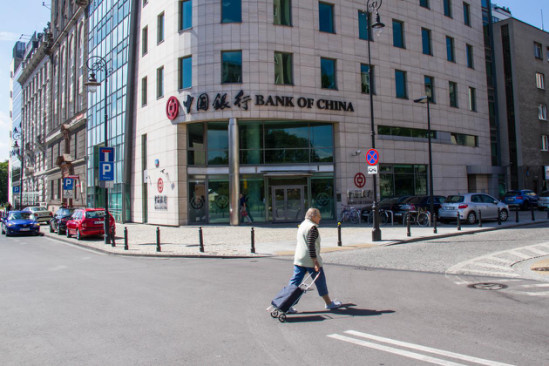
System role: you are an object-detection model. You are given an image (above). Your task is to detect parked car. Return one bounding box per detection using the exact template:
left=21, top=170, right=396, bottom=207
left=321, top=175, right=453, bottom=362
left=501, top=190, right=539, bottom=210
left=393, top=195, right=446, bottom=223
left=1, top=211, right=41, bottom=236
left=360, top=196, right=411, bottom=222
left=66, top=208, right=115, bottom=240
left=538, top=191, right=549, bottom=210
left=22, top=206, right=53, bottom=225
left=439, top=193, right=509, bottom=224
left=49, top=207, right=75, bottom=234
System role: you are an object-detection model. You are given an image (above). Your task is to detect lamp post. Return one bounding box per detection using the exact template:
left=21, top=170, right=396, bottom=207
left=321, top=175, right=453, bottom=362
left=366, top=0, right=385, bottom=241
left=414, top=95, right=434, bottom=223
left=86, top=56, right=111, bottom=244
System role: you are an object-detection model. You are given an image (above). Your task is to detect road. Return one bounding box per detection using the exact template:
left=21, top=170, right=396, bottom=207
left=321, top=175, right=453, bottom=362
left=0, top=224, right=547, bottom=365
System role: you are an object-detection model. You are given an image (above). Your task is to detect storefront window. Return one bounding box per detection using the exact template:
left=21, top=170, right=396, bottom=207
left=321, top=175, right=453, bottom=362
left=207, top=122, right=229, bottom=165
left=187, top=123, right=205, bottom=165
left=188, top=179, right=207, bottom=223
left=380, top=164, right=427, bottom=198
left=208, top=177, right=230, bottom=223
left=311, top=176, right=334, bottom=220
left=240, top=176, right=265, bottom=223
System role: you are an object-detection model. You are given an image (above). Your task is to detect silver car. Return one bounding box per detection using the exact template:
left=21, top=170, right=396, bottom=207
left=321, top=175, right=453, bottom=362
left=539, top=191, right=549, bottom=210
left=438, top=193, right=509, bottom=224
left=23, top=206, right=53, bottom=225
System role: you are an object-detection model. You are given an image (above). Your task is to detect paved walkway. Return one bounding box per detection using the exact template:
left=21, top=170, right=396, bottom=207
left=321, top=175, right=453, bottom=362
left=42, top=211, right=549, bottom=261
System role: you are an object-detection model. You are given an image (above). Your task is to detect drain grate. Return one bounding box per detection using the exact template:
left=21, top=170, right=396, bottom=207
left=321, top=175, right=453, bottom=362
left=467, top=283, right=508, bottom=290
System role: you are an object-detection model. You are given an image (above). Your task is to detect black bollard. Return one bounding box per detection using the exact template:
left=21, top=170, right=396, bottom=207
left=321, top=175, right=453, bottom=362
left=478, top=210, right=482, bottom=227
left=337, top=222, right=342, bottom=246
left=406, top=212, right=411, bottom=237
left=531, top=206, right=535, bottom=221
left=250, top=227, right=255, bottom=254
left=433, top=213, right=437, bottom=234
left=457, top=211, right=461, bottom=231
left=497, top=208, right=501, bottom=226
left=156, top=227, right=161, bottom=252
left=124, top=227, right=128, bottom=250
left=199, top=227, right=204, bottom=253
left=515, top=208, right=519, bottom=223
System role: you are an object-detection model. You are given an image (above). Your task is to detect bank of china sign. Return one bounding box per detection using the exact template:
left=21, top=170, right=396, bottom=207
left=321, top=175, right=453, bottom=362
left=166, top=90, right=355, bottom=120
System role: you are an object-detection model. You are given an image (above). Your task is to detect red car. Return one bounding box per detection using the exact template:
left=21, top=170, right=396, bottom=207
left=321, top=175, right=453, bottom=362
left=66, top=208, right=115, bottom=240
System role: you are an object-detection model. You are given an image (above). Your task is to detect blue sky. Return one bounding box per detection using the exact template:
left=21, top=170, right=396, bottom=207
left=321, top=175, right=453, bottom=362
left=0, top=0, right=548, bottom=162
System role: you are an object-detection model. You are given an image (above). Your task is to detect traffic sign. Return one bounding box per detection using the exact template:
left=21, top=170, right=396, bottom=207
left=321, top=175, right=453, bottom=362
left=13, top=186, right=20, bottom=194
left=63, top=178, right=74, bottom=190
left=367, top=165, right=378, bottom=175
left=366, top=149, right=379, bottom=166
left=99, top=147, right=114, bottom=162
left=64, top=190, right=74, bottom=199
left=99, top=162, right=114, bottom=181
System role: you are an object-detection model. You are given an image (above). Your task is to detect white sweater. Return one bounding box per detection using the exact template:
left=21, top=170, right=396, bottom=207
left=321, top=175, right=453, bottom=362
left=294, top=219, right=322, bottom=268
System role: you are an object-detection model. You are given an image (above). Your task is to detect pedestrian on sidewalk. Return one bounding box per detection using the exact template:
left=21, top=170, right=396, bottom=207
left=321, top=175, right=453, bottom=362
left=287, top=207, right=341, bottom=313
left=239, top=193, right=254, bottom=224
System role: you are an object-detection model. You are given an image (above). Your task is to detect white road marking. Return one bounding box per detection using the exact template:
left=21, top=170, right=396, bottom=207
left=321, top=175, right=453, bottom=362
left=520, top=283, right=549, bottom=288
left=329, top=330, right=515, bottom=366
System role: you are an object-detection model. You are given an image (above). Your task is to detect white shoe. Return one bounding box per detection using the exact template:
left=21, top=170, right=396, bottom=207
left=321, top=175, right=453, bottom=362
left=325, top=300, right=342, bottom=310
left=287, top=306, right=298, bottom=314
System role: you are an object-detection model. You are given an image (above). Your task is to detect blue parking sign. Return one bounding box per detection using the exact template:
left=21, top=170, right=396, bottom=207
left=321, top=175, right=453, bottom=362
left=13, top=186, right=20, bottom=194
left=99, top=162, right=114, bottom=181
left=63, top=178, right=74, bottom=190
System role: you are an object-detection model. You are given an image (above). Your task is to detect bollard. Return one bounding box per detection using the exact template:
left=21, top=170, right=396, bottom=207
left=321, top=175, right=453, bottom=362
left=457, top=211, right=461, bottom=231
left=337, top=222, right=342, bottom=246
left=433, top=213, right=437, bottom=234
left=406, top=212, right=411, bottom=237
left=199, top=227, right=204, bottom=253
left=531, top=206, right=535, bottom=221
left=156, top=227, right=161, bottom=252
left=515, top=208, right=519, bottom=223
left=111, top=229, right=116, bottom=247
left=124, top=227, right=128, bottom=250
left=478, top=210, right=482, bottom=228
left=250, top=227, right=255, bottom=254
left=497, top=208, right=501, bottom=226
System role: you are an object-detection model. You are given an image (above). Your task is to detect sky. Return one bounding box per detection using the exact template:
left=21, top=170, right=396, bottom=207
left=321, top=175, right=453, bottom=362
left=0, top=0, right=548, bottom=163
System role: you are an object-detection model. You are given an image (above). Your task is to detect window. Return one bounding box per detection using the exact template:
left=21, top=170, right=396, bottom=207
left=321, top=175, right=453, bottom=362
left=361, top=64, right=374, bottom=94
left=222, top=51, right=242, bottom=83
left=422, top=28, right=432, bottom=55
left=274, top=52, right=293, bottom=85
left=222, top=0, right=242, bottom=23
left=444, top=0, right=452, bottom=17
left=466, top=44, right=474, bottom=68
left=156, top=66, right=164, bottom=98
left=358, top=11, right=370, bottom=40
left=179, top=0, right=192, bottom=31
left=534, top=42, right=543, bottom=59
left=542, top=135, right=548, bottom=151
left=141, top=77, right=147, bottom=106
left=536, top=72, right=545, bottom=89
left=449, top=81, right=458, bottom=107
left=463, top=2, right=470, bottom=26
left=451, top=133, right=478, bottom=147
left=274, top=0, right=292, bottom=26
left=395, top=70, right=407, bottom=99
left=468, top=87, right=476, bottom=111
left=179, top=56, right=192, bottom=89
left=142, top=26, right=148, bottom=56
left=378, top=126, right=435, bottom=139
left=157, top=13, right=165, bottom=44
left=424, top=75, right=435, bottom=102
left=393, top=20, right=405, bottom=48
left=420, top=0, right=429, bottom=9
left=319, top=2, right=335, bottom=33
left=321, top=57, right=336, bottom=89
left=446, top=36, right=455, bottom=62
left=539, top=104, right=547, bottom=120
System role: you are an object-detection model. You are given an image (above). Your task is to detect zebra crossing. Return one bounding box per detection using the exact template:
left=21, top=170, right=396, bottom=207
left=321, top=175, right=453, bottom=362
left=445, top=242, right=549, bottom=298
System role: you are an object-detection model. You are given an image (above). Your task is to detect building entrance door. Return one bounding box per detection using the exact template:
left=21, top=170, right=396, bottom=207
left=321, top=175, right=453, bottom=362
left=271, top=186, right=304, bottom=222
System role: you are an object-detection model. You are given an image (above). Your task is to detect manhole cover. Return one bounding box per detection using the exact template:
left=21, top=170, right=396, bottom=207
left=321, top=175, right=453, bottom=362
left=467, top=283, right=508, bottom=290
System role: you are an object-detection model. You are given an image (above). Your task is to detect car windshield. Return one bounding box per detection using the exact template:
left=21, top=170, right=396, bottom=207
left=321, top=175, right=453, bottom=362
left=504, top=191, right=519, bottom=197
left=9, top=212, right=32, bottom=220
left=446, top=195, right=465, bottom=203
left=57, top=208, right=73, bottom=216
left=525, top=191, right=536, bottom=196
left=85, top=211, right=106, bottom=219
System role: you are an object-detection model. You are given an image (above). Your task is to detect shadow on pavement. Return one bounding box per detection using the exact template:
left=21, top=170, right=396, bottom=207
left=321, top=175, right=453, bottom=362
left=283, top=304, right=395, bottom=323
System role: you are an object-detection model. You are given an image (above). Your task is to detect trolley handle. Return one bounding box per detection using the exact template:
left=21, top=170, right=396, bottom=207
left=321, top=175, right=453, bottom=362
left=300, top=271, right=321, bottom=291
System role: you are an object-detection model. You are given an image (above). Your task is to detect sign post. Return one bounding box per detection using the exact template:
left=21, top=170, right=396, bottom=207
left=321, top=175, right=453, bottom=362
left=99, top=147, right=114, bottom=244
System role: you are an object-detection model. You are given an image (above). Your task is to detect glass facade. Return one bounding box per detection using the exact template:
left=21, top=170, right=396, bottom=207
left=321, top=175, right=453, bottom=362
left=87, top=0, right=134, bottom=222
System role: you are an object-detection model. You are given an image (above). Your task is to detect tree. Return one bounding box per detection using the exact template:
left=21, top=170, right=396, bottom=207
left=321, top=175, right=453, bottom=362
left=0, top=160, right=8, bottom=205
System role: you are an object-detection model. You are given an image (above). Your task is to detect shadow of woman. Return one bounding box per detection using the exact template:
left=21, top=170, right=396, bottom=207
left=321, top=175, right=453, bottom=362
left=283, top=304, right=395, bottom=323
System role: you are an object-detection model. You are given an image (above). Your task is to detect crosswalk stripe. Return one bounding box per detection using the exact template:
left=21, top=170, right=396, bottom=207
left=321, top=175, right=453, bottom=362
left=525, top=247, right=548, bottom=255
left=520, top=283, right=549, bottom=288
left=468, top=263, right=514, bottom=271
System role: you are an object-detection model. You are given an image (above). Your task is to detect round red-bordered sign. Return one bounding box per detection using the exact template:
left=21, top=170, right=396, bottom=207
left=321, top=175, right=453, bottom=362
left=157, top=178, right=164, bottom=193
left=354, top=172, right=366, bottom=188
left=366, top=148, right=379, bottom=166
left=166, top=96, right=180, bottom=120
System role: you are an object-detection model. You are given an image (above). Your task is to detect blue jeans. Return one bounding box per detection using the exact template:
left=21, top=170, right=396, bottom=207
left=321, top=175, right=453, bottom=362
left=289, top=265, right=328, bottom=297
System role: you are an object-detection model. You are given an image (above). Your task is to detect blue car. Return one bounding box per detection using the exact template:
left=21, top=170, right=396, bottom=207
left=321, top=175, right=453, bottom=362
left=502, top=190, right=539, bottom=210
left=1, top=211, right=41, bottom=236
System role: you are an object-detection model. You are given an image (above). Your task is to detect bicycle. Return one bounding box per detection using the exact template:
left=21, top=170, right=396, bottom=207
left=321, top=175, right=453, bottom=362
left=403, top=207, right=431, bottom=227
left=363, top=209, right=391, bottom=225
left=338, top=206, right=361, bottom=224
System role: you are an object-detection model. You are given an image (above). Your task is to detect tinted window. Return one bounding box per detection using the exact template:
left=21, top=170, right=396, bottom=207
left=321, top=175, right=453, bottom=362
left=446, top=195, right=464, bottom=203
left=319, top=2, right=335, bottom=33
left=222, top=0, right=242, bottom=23
left=321, top=58, right=336, bottom=89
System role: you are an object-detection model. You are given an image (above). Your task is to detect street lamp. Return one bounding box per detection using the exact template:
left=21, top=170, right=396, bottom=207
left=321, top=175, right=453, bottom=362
left=414, top=95, right=434, bottom=227
left=366, top=0, right=385, bottom=241
left=86, top=56, right=112, bottom=244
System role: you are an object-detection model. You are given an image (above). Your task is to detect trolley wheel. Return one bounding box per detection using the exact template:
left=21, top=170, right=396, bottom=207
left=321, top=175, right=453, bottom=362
left=278, top=314, right=287, bottom=323
left=270, top=310, right=279, bottom=318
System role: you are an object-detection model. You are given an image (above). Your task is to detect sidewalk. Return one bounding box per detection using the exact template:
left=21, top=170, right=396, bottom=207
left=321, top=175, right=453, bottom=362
left=42, top=210, right=549, bottom=259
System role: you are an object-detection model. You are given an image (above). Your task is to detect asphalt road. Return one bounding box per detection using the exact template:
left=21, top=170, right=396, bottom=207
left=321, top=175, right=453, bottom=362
left=0, top=226, right=547, bottom=365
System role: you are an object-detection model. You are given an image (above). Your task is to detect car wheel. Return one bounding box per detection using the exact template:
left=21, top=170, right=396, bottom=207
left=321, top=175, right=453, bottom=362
left=76, top=230, right=82, bottom=240
left=499, top=209, right=508, bottom=222
left=466, top=211, right=476, bottom=225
